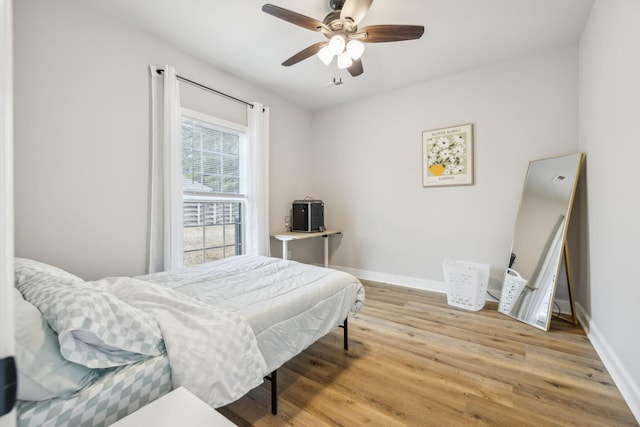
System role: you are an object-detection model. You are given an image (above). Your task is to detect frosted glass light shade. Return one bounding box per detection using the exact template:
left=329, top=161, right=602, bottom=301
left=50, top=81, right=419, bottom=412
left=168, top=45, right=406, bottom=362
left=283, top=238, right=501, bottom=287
left=317, top=46, right=334, bottom=65
left=346, top=40, right=365, bottom=60
left=328, top=35, right=346, bottom=55
left=337, top=51, right=353, bottom=69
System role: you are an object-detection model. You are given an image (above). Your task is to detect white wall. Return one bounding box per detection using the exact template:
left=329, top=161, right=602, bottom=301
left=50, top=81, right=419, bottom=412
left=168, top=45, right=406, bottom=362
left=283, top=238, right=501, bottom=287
left=312, top=46, right=579, bottom=291
left=578, top=0, right=640, bottom=420
left=13, top=0, right=314, bottom=279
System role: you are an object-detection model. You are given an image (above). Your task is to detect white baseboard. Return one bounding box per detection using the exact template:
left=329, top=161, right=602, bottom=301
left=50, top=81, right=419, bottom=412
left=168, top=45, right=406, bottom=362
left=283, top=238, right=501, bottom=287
left=328, top=264, right=447, bottom=294
left=575, top=303, right=640, bottom=424
left=553, top=298, right=573, bottom=315
left=329, top=265, right=506, bottom=303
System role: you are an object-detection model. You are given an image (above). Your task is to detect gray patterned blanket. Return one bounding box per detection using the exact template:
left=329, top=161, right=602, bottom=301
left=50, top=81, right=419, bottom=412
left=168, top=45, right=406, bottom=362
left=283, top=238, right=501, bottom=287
left=101, top=277, right=267, bottom=408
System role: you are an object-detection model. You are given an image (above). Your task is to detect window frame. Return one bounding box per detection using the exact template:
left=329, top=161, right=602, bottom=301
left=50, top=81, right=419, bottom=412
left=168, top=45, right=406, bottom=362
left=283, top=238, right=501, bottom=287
left=181, top=107, right=248, bottom=265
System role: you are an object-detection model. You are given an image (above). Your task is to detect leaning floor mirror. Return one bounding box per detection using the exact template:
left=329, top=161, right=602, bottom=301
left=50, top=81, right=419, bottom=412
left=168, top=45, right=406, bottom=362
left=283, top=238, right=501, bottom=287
left=498, top=153, right=584, bottom=331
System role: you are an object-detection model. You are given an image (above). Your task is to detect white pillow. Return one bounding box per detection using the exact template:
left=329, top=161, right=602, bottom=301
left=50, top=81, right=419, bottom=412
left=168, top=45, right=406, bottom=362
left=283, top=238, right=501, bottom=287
left=14, top=289, right=98, bottom=401
left=15, top=258, right=166, bottom=368
left=14, top=257, right=84, bottom=287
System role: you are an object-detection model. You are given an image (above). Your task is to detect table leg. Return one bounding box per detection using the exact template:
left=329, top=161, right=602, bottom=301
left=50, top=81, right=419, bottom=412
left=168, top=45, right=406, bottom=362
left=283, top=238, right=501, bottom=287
left=282, top=240, right=289, bottom=260
left=323, top=235, right=329, bottom=268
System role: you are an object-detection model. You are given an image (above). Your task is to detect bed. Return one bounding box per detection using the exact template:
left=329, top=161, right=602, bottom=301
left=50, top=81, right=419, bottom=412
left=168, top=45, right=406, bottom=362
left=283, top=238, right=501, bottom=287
left=13, top=255, right=365, bottom=426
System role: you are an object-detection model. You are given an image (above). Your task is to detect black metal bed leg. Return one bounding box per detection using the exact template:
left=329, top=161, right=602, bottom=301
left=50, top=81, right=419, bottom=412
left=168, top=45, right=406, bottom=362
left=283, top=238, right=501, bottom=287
left=266, top=318, right=348, bottom=415
left=267, top=370, right=277, bottom=415
left=339, top=317, right=348, bottom=351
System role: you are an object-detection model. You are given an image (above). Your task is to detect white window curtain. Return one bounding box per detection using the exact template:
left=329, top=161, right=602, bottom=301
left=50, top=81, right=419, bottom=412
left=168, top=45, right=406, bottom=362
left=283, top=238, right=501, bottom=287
left=245, top=103, right=270, bottom=256
left=148, top=65, right=183, bottom=273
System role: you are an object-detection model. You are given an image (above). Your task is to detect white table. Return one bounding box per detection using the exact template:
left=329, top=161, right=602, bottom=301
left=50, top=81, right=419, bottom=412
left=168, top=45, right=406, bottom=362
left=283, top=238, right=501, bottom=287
left=111, top=386, right=236, bottom=427
left=271, top=229, right=341, bottom=267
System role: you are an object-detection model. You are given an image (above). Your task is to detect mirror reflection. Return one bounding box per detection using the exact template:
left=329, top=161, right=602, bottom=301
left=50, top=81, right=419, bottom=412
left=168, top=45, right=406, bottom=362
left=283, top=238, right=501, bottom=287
left=499, top=153, right=583, bottom=331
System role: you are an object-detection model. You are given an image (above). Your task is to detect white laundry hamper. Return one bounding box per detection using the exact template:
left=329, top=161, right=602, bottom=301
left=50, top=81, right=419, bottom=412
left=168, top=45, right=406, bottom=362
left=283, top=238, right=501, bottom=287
left=498, top=268, right=528, bottom=314
left=442, top=259, right=490, bottom=311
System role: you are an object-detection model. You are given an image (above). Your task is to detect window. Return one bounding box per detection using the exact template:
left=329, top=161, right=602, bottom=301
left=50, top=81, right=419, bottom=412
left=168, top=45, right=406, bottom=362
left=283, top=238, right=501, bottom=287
left=181, top=109, right=247, bottom=266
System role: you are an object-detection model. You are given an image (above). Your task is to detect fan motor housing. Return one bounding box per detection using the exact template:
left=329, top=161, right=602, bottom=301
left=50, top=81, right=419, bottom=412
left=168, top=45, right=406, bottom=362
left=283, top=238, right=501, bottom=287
left=323, top=11, right=344, bottom=29
left=329, top=0, right=346, bottom=11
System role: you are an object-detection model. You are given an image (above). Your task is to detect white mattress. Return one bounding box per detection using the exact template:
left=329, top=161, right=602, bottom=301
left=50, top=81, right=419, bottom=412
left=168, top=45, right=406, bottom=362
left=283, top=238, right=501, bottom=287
left=137, top=255, right=365, bottom=373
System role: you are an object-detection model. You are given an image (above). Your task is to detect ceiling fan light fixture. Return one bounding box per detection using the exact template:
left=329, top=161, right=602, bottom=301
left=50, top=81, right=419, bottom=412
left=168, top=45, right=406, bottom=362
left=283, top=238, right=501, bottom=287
left=317, top=45, right=334, bottom=65
left=337, top=51, right=353, bottom=69
left=346, top=39, right=365, bottom=60
left=261, top=2, right=426, bottom=78
left=328, top=34, right=346, bottom=55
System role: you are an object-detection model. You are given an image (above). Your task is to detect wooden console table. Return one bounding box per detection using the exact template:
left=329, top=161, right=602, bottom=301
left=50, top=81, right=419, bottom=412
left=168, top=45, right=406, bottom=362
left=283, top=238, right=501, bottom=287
left=271, top=230, right=341, bottom=268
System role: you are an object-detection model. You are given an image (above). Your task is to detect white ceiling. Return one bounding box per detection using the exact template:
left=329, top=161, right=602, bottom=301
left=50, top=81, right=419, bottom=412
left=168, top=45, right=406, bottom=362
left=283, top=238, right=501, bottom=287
left=81, top=0, right=595, bottom=111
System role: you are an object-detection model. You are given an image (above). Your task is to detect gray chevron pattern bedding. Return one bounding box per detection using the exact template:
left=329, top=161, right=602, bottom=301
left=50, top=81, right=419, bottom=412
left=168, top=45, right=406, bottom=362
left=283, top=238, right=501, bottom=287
left=16, top=355, right=171, bottom=427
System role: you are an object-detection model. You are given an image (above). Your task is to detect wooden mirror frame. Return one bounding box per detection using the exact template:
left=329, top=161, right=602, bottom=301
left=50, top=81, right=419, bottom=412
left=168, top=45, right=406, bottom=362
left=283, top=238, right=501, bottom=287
left=498, top=153, right=584, bottom=331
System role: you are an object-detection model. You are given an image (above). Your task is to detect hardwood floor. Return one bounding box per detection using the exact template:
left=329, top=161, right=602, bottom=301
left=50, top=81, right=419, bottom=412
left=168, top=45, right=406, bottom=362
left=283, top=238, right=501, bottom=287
left=219, top=280, right=637, bottom=426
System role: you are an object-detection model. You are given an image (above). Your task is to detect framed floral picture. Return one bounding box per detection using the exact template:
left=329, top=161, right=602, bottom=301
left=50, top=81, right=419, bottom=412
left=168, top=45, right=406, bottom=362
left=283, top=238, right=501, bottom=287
left=422, top=124, right=474, bottom=187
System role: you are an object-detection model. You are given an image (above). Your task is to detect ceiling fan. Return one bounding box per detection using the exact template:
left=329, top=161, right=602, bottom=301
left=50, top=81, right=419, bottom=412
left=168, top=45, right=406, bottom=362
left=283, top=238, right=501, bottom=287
left=261, top=0, right=425, bottom=77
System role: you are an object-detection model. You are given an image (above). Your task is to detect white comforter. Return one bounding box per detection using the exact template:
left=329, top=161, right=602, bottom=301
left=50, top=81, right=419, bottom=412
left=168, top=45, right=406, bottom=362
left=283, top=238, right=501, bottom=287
left=102, top=277, right=266, bottom=408
left=139, top=255, right=366, bottom=373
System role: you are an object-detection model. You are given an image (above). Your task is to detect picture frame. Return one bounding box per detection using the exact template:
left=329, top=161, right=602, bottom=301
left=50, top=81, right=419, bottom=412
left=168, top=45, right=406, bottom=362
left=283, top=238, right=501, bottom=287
left=422, top=123, right=474, bottom=187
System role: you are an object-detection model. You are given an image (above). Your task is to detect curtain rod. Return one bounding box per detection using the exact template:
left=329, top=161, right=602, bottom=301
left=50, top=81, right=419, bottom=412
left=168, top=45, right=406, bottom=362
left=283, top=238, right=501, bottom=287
left=156, top=69, right=254, bottom=109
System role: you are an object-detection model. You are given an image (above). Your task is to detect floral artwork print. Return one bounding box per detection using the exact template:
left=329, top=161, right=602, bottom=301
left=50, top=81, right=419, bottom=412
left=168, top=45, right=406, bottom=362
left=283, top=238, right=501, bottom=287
left=425, top=133, right=468, bottom=176
left=422, top=124, right=473, bottom=187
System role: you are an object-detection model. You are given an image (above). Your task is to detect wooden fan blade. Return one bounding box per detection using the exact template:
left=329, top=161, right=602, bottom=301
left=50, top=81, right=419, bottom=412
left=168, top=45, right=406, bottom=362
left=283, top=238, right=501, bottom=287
left=262, top=4, right=324, bottom=32
left=347, top=58, right=364, bottom=77
left=357, top=25, right=425, bottom=42
left=340, top=0, right=373, bottom=25
left=282, top=42, right=328, bottom=66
